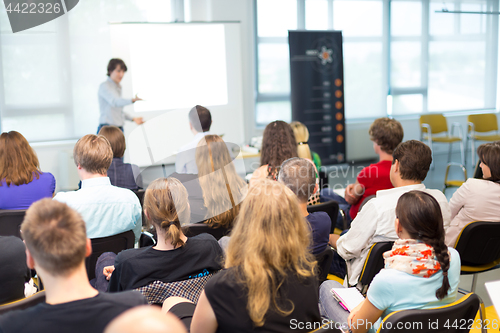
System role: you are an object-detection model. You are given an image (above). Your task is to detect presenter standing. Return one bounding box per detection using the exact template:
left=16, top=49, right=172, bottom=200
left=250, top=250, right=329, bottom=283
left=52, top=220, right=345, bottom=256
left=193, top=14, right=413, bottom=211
left=97, top=58, right=144, bottom=133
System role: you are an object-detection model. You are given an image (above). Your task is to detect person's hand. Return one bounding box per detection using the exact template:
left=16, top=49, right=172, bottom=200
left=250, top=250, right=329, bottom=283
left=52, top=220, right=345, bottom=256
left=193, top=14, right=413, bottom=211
left=347, top=300, right=364, bottom=329
left=344, top=184, right=357, bottom=205
left=103, top=265, right=115, bottom=280
left=132, top=94, right=143, bottom=103
left=133, top=117, right=145, bottom=125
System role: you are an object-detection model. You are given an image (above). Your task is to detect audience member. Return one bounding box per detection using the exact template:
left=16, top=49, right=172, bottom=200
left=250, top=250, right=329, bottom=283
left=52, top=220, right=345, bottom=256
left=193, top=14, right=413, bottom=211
left=54, top=134, right=142, bottom=242
left=446, top=141, right=500, bottom=246
left=175, top=105, right=213, bottom=174
left=0, top=131, right=55, bottom=210
left=251, top=120, right=298, bottom=183
left=196, top=135, right=247, bottom=229
left=319, top=191, right=460, bottom=333
left=290, top=121, right=321, bottom=205
left=166, top=179, right=322, bottom=332
left=278, top=157, right=330, bottom=255
left=97, top=177, right=223, bottom=292
left=329, top=140, right=451, bottom=285
left=104, top=306, right=187, bottom=333
left=0, top=236, right=30, bottom=304
left=321, top=118, right=403, bottom=228
left=0, top=199, right=146, bottom=333
left=98, top=125, right=143, bottom=190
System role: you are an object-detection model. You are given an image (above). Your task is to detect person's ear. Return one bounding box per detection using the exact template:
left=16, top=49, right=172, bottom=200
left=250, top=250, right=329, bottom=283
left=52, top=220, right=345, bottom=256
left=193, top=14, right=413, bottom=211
left=85, top=238, right=92, bottom=257
left=25, top=247, right=36, bottom=270
left=313, top=182, right=319, bottom=195
left=393, top=159, right=400, bottom=174
left=77, top=164, right=83, bottom=170
left=144, top=209, right=149, bottom=220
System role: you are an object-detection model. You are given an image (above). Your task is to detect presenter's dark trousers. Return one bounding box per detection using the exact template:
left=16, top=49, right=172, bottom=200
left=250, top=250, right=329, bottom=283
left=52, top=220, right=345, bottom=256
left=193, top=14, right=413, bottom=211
left=97, top=124, right=124, bottom=134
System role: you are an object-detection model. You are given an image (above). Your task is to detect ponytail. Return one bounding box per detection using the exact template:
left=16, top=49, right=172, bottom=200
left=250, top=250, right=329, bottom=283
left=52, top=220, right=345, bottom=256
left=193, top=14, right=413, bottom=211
left=421, top=236, right=450, bottom=300
left=160, top=220, right=184, bottom=248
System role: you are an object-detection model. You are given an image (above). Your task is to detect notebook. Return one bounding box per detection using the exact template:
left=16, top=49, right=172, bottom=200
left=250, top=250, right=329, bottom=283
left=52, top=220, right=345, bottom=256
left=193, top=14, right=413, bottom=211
left=331, top=287, right=365, bottom=312
left=485, top=280, right=500, bottom=314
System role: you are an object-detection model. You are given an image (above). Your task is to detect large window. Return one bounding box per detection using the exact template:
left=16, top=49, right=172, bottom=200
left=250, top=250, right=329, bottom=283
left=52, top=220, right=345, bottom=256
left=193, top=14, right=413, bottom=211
left=0, top=0, right=172, bottom=142
left=255, top=0, right=499, bottom=125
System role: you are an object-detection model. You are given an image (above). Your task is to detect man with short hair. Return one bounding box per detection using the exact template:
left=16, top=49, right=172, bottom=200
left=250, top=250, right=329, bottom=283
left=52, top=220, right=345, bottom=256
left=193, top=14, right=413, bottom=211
left=175, top=105, right=213, bottom=174
left=278, top=157, right=331, bottom=255
left=0, top=199, right=146, bottom=333
left=98, top=58, right=144, bottom=133
left=329, top=140, right=451, bottom=287
left=54, top=134, right=142, bottom=242
left=321, top=117, right=404, bottom=228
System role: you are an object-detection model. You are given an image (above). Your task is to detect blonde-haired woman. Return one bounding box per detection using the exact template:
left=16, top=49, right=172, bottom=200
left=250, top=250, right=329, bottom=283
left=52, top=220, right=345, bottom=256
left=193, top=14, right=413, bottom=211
left=0, top=131, right=55, bottom=209
left=290, top=121, right=321, bottom=205
left=166, top=179, right=321, bottom=332
left=196, top=135, right=247, bottom=229
left=96, top=177, right=223, bottom=292
left=290, top=121, right=322, bottom=171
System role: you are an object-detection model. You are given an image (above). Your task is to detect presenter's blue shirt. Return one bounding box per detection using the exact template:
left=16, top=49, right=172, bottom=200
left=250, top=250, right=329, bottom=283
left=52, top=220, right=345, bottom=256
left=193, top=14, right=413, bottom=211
left=0, top=172, right=55, bottom=210
left=53, top=177, right=142, bottom=242
left=98, top=77, right=133, bottom=127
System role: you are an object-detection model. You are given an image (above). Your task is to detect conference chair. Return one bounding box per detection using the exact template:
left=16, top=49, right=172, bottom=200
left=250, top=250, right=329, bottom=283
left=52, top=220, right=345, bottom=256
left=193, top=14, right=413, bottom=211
left=0, top=209, right=26, bottom=239
left=420, top=114, right=464, bottom=166
left=442, top=162, right=467, bottom=194
left=473, top=160, right=483, bottom=179
left=453, top=221, right=500, bottom=293
left=183, top=223, right=230, bottom=240
left=307, top=200, right=341, bottom=232
left=133, top=189, right=147, bottom=226
left=358, top=195, right=376, bottom=213
left=377, top=292, right=480, bottom=333
left=0, top=291, right=46, bottom=315
left=315, top=247, right=334, bottom=283
left=309, top=321, right=343, bottom=333
left=356, top=241, right=394, bottom=295
left=465, top=113, right=500, bottom=166
left=85, top=230, right=135, bottom=281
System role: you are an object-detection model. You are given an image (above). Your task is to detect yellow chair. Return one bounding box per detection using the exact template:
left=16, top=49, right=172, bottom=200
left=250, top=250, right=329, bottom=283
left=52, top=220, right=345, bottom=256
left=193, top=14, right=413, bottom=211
left=420, top=114, right=464, bottom=166
left=466, top=114, right=500, bottom=166
left=443, top=162, right=467, bottom=194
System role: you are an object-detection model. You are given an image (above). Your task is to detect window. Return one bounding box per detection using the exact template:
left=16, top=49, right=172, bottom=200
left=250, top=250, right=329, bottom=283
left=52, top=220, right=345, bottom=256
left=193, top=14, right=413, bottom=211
left=255, top=0, right=499, bottom=125
left=0, top=0, right=172, bottom=141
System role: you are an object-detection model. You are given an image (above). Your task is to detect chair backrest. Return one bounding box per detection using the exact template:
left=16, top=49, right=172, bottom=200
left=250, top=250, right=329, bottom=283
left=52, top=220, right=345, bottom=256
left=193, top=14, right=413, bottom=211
left=377, top=293, right=480, bottom=333
left=183, top=223, right=230, bottom=240
left=307, top=200, right=339, bottom=234
left=468, top=113, right=499, bottom=133
left=454, top=221, right=500, bottom=266
left=473, top=161, right=483, bottom=179
left=358, top=242, right=394, bottom=291
left=315, top=247, right=334, bottom=282
left=85, top=230, right=135, bottom=280
left=309, top=321, right=343, bottom=333
left=0, top=210, right=26, bottom=239
left=135, top=273, right=214, bottom=305
left=358, top=195, right=376, bottom=213
left=0, top=291, right=46, bottom=315
left=420, top=114, right=448, bottom=134
left=133, top=189, right=147, bottom=226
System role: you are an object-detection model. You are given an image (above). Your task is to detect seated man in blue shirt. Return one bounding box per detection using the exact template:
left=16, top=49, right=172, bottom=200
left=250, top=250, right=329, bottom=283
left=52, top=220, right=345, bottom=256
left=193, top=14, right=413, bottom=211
left=54, top=134, right=142, bottom=243
left=0, top=199, right=146, bottom=333
left=278, top=157, right=331, bottom=255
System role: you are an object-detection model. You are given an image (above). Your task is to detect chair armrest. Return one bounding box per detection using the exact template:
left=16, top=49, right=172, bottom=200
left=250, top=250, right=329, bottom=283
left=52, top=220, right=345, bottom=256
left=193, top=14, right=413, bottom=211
left=450, top=122, right=464, bottom=139
left=467, top=122, right=475, bottom=136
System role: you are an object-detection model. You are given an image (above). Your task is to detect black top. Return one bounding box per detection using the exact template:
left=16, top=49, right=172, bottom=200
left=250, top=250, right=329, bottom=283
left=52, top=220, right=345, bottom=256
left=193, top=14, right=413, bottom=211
left=107, top=158, right=143, bottom=191
left=108, top=233, right=224, bottom=292
left=168, top=172, right=208, bottom=224
left=0, top=291, right=146, bottom=333
left=0, top=236, right=30, bottom=304
left=306, top=212, right=331, bottom=255
left=205, top=267, right=321, bottom=333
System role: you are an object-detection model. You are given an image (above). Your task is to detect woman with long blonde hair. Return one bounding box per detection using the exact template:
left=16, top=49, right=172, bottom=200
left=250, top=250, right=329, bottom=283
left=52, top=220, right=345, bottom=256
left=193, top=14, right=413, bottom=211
left=0, top=131, right=55, bottom=209
left=167, top=179, right=322, bottom=332
left=196, top=135, right=247, bottom=229
left=97, top=177, right=223, bottom=292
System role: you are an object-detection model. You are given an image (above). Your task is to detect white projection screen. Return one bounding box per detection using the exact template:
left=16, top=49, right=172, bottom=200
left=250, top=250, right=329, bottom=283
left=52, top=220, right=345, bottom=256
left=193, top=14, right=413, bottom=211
left=109, top=22, right=245, bottom=167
